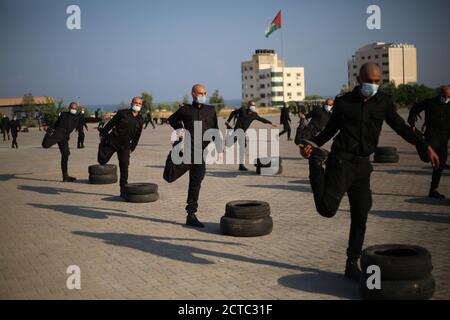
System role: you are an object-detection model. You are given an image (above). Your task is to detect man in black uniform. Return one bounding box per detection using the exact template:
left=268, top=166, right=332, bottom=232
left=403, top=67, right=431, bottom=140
left=299, top=63, right=439, bottom=281
left=77, top=108, right=88, bottom=149
left=225, top=101, right=277, bottom=171
left=300, top=99, right=334, bottom=135
left=408, top=85, right=450, bottom=199
left=9, top=115, right=21, bottom=149
left=1, top=114, right=10, bottom=141
left=98, top=97, right=144, bottom=197
left=168, top=84, right=223, bottom=228
left=53, top=102, right=80, bottom=182
left=144, top=109, right=156, bottom=129
left=279, top=102, right=292, bottom=141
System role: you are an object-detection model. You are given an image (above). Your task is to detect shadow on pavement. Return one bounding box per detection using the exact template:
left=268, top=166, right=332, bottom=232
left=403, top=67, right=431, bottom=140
left=370, top=210, right=450, bottom=224
left=0, top=173, right=57, bottom=182
left=28, top=203, right=225, bottom=236
left=278, top=273, right=360, bottom=300
left=72, top=231, right=326, bottom=273
left=19, top=185, right=114, bottom=197
left=405, top=197, right=450, bottom=207
left=207, top=170, right=255, bottom=178
left=246, top=184, right=312, bottom=193
left=373, top=168, right=449, bottom=177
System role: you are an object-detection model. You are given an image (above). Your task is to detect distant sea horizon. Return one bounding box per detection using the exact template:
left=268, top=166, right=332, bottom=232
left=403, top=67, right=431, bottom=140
left=86, top=99, right=243, bottom=113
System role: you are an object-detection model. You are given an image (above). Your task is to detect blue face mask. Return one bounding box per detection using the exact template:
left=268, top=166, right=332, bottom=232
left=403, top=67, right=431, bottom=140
left=361, top=83, right=379, bottom=98
left=70, top=109, right=78, bottom=115
left=196, top=96, right=207, bottom=104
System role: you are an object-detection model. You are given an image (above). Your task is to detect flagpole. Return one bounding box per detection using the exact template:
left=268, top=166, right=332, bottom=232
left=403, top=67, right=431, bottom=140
left=280, top=16, right=285, bottom=106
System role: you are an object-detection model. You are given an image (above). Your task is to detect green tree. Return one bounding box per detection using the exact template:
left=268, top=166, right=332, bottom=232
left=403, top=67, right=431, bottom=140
left=22, top=93, right=35, bottom=120
left=209, top=89, right=225, bottom=112
left=117, top=101, right=128, bottom=110
left=40, top=97, right=59, bottom=126
left=141, top=92, right=153, bottom=118
left=304, top=95, right=324, bottom=101
left=182, top=94, right=190, bottom=105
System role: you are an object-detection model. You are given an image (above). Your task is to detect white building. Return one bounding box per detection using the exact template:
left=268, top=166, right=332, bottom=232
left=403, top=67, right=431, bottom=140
left=347, top=42, right=417, bottom=89
left=241, top=50, right=305, bottom=107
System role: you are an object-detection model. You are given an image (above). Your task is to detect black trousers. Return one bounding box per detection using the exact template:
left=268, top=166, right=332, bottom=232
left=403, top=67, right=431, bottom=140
left=77, top=130, right=85, bottom=148
left=58, top=139, right=70, bottom=178
left=163, top=149, right=207, bottom=215
left=97, top=141, right=130, bottom=189
left=430, top=137, right=449, bottom=190
left=309, top=152, right=373, bottom=259
left=279, top=122, right=291, bottom=140
left=2, top=129, right=10, bottom=141
left=11, top=133, right=18, bottom=148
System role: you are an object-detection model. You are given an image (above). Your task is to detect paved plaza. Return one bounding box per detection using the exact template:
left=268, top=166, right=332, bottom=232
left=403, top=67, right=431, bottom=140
left=0, top=112, right=449, bottom=300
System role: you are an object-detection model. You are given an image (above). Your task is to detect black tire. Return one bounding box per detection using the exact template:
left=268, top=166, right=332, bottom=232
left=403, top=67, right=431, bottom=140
left=256, top=165, right=283, bottom=175
left=88, top=164, right=117, bottom=175
left=125, top=192, right=159, bottom=203
left=361, top=244, right=433, bottom=281
left=225, top=200, right=271, bottom=219
left=124, top=183, right=158, bottom=195
left=375, top=147, right=398, bottom=156
left=373, top=154, right=399, bottom=164
left=89, top=173, right=117, bottom=185
left=360, top=274, right=435, bottom=300
left=220, top=216, right=273, bottom=237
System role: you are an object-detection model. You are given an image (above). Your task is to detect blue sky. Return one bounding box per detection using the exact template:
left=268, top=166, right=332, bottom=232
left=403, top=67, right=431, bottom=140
left=0, top=0, right=449, bottom=105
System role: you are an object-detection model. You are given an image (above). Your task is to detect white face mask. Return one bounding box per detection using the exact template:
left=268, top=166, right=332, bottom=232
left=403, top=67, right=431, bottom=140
left=196, top=96, right=207, bottom=104
left=324, top=105, right=332, bottom=112
left=70, top=109, right=78, bottom=115
left=441, top=97, right=450, bottom=104
left=132, top=105, right=142, bottom=112
left=360, top=83, right=379, bottom=98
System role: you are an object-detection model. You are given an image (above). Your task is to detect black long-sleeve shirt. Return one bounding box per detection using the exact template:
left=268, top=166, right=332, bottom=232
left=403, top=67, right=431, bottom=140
left=77, top=115, right=88, bottom=132
left=305, top=107, right=332, bottom=132
left=169, top=101, right=222, bottom=151
left=408, top=96, right=450, bottom=134
left=54, top=112, right=80, bottom=138
left=280, top=107, right=291, bottom=124
left=101, top=109, right=144, bottom=151
left=312, top=87, right=429, bottom=156
left=227, top=107, right=272, bottom=132
left=9, top=120, right=21, bottom=135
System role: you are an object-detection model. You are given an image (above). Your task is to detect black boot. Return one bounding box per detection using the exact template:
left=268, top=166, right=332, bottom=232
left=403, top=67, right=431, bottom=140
left=63, top=176, right=77, bottom=182
left=429, top=189, right=445, bottom=199
left=345, top=257, right=362, bottom=282
left=186, top=214, right=205, bottom=228
left=239, top=164, right=249, bottom=172
left=120, top=186, right=127, bottom=199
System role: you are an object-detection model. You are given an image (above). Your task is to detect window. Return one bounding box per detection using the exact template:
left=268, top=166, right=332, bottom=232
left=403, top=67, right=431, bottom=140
left=296, top=73, right=301, bottom=77
left=375, top=55, right=379, bottom=59
left=250, top=85, right=254, bottom=89
left=245, top=76, right=247, bottom=80
left=287, top=83, right=292, bottom=87
left=260, top=94, right=266, bottom=98
left=353, top=65, right=357, bottom=69
left=287, top=73, right=291, bottom=77
left=271, top=72, right=283, bottom=77
left=382, top=54, right=388, bottom=58
left=383, top=71, right=389, bottom=75
left=260, top=84, right=265, bottom=89
left=287, top=92, right=292, bottom=97
left=271, top=92, right=284, bottom=97
left=368, top=56, right=371, bottom=59
left=297, top=92, right=302, bottom=96
left=249, top=67, right=253, bottom=71
left=296, top=83, right=301, bottom=87
left=361, top=56, right=365, bottom=60
left=382, top=62, right=389, bottom=66
left=244, top=67, right=247, bottom=71
left=250, top=76, right=253, bottom=79
left=260, top=103, right=266, bottom=107
left=271, top=82, right=283, bottom=87
left=251, top=94, right=254, bottom=97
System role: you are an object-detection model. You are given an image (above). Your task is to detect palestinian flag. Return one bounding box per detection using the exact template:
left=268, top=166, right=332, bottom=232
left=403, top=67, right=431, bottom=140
left=265, top=11, right=282, bottom=38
